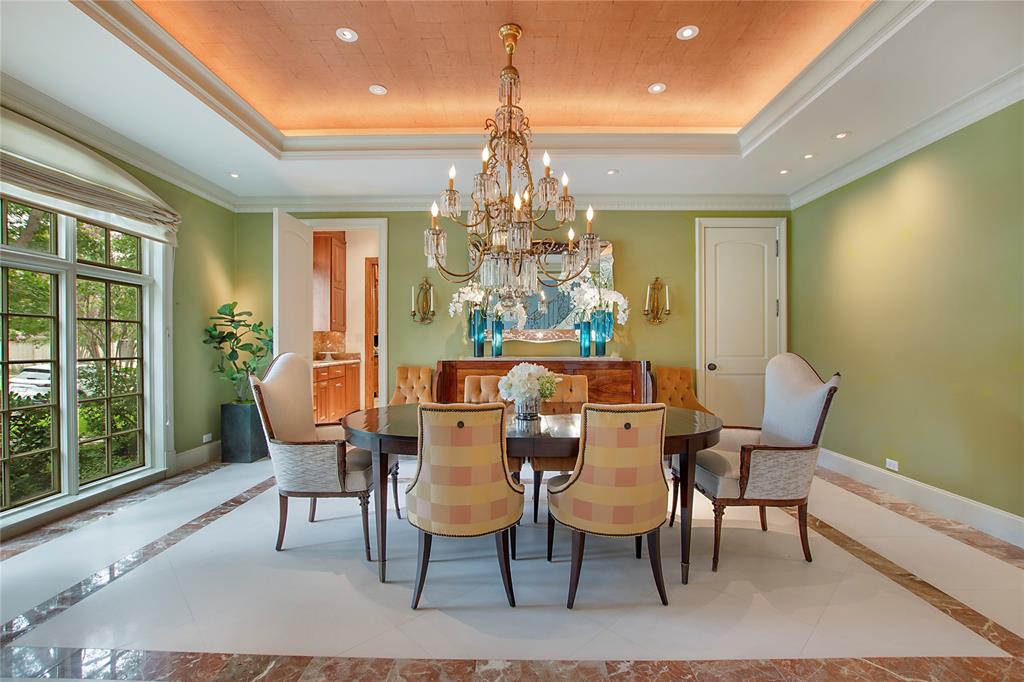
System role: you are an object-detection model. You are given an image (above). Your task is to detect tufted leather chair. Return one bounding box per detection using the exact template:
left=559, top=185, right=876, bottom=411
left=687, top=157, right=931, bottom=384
left=463, top=375, right=503, bottom=403
left=390, top=366, right=434, bottom=405
left=655, top=367, right=713, bottom=527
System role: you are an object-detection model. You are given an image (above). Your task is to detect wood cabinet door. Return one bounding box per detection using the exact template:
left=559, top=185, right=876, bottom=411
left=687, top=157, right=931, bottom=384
left=314, top=380, right=330, bottom=424
left=312, top=235, right=332, bottom=331
left=345, top=362, right=360, bottom=413
left=330, top=236, right=346, bottom=332
left=329, top=376, right=346, bottom=422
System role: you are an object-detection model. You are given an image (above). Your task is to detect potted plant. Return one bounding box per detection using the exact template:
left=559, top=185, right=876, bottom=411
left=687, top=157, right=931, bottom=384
left=498, top=363, right=560, bottom=421
left=203, top=302, right=274, bottom=463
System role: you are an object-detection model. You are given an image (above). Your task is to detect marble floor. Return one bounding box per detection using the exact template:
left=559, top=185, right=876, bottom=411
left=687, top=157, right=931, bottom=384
left=0, top=459, right=1021, bottom=680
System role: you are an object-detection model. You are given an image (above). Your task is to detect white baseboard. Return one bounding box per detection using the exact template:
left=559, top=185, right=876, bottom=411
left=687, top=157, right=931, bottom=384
left=818, top=448, right=1024, bottom=548
left=170, top=440, right=221, bottom=475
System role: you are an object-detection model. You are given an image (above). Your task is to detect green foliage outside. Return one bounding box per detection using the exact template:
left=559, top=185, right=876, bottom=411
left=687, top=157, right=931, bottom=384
left=203, top=302, right=273, bottom=403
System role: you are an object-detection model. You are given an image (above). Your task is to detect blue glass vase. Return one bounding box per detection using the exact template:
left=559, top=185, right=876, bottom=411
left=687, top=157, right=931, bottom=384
left=592, top=310, right=607, bottom=356
left=471, top=308, right=486, bottom=357
left=578, top=319, right=591, bottom=358
left=491, top=317, right=503, bottom=357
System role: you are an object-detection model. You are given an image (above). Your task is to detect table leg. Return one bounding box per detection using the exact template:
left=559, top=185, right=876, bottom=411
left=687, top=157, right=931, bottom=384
left=679, top=445, right=697, bottom=584
left=371, top=439, right=389, bottom=583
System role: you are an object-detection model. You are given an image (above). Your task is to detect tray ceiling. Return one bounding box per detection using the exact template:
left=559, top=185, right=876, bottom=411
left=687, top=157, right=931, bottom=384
left=132, top=0, right=870, bottom=135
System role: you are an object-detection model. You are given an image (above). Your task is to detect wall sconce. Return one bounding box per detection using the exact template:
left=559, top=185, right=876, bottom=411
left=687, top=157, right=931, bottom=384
left=410, top=277, right=435, bottom=324
left=643, top=277, right=671, bottom=325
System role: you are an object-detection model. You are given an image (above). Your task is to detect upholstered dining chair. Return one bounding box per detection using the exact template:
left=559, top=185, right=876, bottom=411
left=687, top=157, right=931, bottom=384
left=547, top=403, right=670, bottom=608
left=691, top=353, right=840, bottom=571
left=251, top=353, right=397, bottom=555
left=530, top=374, right=589, bottom=523
left=385, top=366, right=435, bottom=520
left=405, top=402, right=525, bottom=609
left=655, top=367, right=714, bottom=527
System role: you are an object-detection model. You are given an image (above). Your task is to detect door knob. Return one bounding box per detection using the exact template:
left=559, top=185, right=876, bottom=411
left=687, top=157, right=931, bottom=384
left=707, top=362, right=717, bottom=371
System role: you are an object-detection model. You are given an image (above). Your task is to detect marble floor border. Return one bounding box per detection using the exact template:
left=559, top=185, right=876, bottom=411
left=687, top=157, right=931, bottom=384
left=0, top=462, right=227, bottom=561
left=815, top=467, right=1024, bottom=569
left=0, top=646, right=1019, bottom=681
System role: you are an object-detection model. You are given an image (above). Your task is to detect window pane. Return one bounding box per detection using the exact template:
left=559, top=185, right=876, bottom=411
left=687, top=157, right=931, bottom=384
left=4, top=201, right=55, bottom=254
left=77, top=361, right=107, bottom=400
left=110, top=322, right=140, bottom=358
left=111, top=360, right=139, bottom=395
left=78, top=400, right=107, bottom=440
left=76, top=279, right=106, bottom=318
left=110, top=396, right=138, bottom=432
left=7, top=269, right=53, bottom=315
left=110, top=231, right=140, bottom=271
left=77, top=320, right=107, bottom=359
left=9, top=362, right=54, bottom=407
left=111, top=431, right=141, bottom=472
left=9, top=450, right=56, bottom=505
left=76, top=221, right=107, bottom=264
left=8, top=317, right=53, bottom=361
left=9, top=408, right=53, bottom=454
left=79, top=440, right=107, bottom=483
left=110, top=284, right=140, bottom=321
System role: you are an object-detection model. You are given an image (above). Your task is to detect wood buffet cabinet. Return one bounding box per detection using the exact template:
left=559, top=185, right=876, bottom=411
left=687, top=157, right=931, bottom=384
left=434, top=358, right=652, bottom=404
left=314, top=362, right=361, bottom=424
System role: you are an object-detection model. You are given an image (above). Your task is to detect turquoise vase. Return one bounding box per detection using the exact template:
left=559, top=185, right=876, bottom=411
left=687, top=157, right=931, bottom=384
left=471, top=308, right=486, bottom=357
left=592, top=310, right=607, bottom=356
left=491, top=317, right=503, bottom=357
left=578, top=319, right=591, bottom=358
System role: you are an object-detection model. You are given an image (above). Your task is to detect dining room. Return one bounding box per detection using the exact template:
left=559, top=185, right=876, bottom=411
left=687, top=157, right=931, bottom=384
left=0, top=1, right=1021, bottom=679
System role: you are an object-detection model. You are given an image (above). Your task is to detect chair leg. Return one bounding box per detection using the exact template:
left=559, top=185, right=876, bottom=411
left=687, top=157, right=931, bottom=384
left=798, top=503, right=812, bottom=562
left=759, top=505, right=768, bottom=531
left=308, top=498, right=317, bottom=522
left=411, top=531, right=432, bottom=609
left=510, top=523, right=517, bottom=560
left=712, top=502, right=725, bottom=572
left=546, top=510, right=555, bottom=562
left=495, top=529, right=516, bottom=607
left=533, top=470, right=543, bottom=524
left=669, top=471, right=680, bottom=527
left=567, top=530, right=586, bottom=609
left=391, top=464, right=402, bottom=519
left=359, top=493, right=371, bottom=562
left=635, top=536, right=642, bottom=559
left=512, top=472, right=521, bottom=525
left=647, top=529, right=668, bottom=605
left=275, top=494, right=288, bottom=551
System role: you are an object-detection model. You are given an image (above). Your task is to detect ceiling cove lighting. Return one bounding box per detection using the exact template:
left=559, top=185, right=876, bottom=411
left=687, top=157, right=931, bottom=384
left=335, top=27, right=358, bottom=43
left=424, top=23, right=599, bottom=312
left=647, top=82, right=667, bottom=94
left=676, top=25, right=699, bottom=40
left=368, top=84, right=388, bottom=96
left=834, top=131, right=850, bottom=139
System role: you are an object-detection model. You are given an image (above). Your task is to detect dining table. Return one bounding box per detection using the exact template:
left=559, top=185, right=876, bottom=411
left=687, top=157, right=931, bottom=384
left=343, top=403, right=723, bottom=585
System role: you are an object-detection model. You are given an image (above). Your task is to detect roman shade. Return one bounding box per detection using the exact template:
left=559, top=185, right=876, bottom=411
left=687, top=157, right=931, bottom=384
left=0, top=107, right=180, bottom=245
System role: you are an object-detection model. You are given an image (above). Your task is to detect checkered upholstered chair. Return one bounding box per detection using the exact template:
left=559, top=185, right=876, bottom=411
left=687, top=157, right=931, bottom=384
left=385, top=366, right=436, bottom=521
left=693, top=353, right=840, bottom=571
left=547, top=403, right=670, bottom=608
left=654, top=367, right=714, bottom=527
left=251, top=353, right=397, bottom=556
left=405, top=402, right=525, bottom=609
left=529, top=374, right=589, bottom=523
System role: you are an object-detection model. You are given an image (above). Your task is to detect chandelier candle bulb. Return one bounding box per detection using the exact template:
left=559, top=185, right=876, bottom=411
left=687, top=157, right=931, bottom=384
left=448, top=165, right=456, bottom=189
left=481, top=147, right=489, bottom=171
left=586, top=205, right=594, bottom=233
left=543, top=151, right=551, bottom=176
left=561, top=172, right=569, bottom=196
left=430, top=201, right=438, bottom=229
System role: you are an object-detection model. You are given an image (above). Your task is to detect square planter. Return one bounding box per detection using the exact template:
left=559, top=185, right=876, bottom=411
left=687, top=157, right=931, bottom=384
left=221, top=402, right=270, bottom=463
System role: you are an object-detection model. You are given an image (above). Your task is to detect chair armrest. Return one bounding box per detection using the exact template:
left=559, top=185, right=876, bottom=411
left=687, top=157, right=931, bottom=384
left=738, top=443, right=819, bottom=500
left=267, top=439, right=345, bottom=494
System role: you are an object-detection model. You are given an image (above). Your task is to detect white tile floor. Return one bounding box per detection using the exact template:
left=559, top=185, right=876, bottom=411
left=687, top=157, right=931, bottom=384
left=3, top=460, right=1018, bottom=661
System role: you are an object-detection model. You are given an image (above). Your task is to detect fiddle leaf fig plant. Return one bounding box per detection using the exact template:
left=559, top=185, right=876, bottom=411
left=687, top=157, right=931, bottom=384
left=203, top=302, right=273, bottom=403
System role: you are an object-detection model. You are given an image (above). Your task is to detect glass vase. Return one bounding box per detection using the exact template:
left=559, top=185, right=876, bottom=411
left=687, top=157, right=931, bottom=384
left=578, top=319, right=591, bottom=358
left=592, top=310, right=607, bottom=356
left=471, top=308, right=486, bottom=357
left=514, top=395, right=540, bottom=421
left=491, top=317, right=503, bottom=357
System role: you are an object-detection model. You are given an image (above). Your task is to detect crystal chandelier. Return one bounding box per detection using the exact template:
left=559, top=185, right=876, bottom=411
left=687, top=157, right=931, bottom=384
left=423, top=23, right=600, bottom=307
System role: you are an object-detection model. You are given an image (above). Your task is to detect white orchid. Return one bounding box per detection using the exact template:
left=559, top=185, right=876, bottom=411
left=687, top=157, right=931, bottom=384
left=498, top=363, right=560, bottom=402
left=448, top=282, right=485, bottom=317
left=568, top=276, right=630, bottom=325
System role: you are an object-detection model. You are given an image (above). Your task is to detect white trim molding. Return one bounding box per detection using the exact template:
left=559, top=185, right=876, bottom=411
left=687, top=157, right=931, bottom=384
left=819, top=448, right=1024, bottom=548
left=170, top=440, right=221, bottom=475
left=789, top=65, right=1024, bottom=209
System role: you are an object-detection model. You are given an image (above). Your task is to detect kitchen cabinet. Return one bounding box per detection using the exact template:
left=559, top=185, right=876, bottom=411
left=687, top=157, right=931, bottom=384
left=313, top=361, right=361, bottom=425
left=313, top=232, right=346, bottom=332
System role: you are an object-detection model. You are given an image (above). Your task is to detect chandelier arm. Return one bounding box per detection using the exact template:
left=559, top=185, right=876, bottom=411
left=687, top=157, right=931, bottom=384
left=537, top=258, right=590, bottom=287
left=434, top=256, right=485, bottom=284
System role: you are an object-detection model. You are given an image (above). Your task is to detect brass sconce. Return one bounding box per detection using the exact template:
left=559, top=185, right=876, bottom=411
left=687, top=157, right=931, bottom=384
left=410, top=277, right=435, bottom=324
left=643, top=277, right=671, bottom=325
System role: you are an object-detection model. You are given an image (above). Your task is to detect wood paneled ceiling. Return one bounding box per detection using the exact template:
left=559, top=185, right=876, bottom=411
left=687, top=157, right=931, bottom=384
left=133, top=1, right=870, bottom=135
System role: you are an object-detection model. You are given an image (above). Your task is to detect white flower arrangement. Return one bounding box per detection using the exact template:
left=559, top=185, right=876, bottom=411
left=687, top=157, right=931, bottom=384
left=568, top=276, right=630, bottom=325
left=498, top=362, right=560, bottom=402
left=448, top=282, right=485, bottom=317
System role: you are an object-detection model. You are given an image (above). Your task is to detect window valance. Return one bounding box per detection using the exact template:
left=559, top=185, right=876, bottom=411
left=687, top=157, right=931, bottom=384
left=0, top=107, right=180, bottom=245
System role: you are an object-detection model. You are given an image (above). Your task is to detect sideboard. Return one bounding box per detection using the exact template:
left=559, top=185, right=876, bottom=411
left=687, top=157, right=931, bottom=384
left=434, top=358, right=653, bottom=404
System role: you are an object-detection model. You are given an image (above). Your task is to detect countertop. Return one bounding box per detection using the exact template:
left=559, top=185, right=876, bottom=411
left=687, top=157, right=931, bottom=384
left=313, top=354, right=361, bottom=367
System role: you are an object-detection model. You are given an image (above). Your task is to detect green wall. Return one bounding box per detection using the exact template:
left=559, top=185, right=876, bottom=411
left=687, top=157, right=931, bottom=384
left=790, top=102, right=1024, bottom=515
left=232, top=210, right=789, bottom=399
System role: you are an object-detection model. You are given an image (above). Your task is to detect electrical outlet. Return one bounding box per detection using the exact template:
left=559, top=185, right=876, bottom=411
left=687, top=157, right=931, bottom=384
left=885, top=458, right=899, bottom=472
left=202, top=433, right=213, bottom=444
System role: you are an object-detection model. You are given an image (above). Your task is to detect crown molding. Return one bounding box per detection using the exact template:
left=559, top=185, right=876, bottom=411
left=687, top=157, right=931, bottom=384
left=738, top=0, right=931, bottom=157
left=788, top=66, right=1024, bottom=209
left=0, top=75, right=239, bottom=211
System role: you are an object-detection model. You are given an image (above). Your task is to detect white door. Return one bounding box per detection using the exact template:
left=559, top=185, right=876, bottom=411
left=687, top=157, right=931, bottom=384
left=272, top=208, right=313, bottom=362
left=698, top=218, right=786, bottom=427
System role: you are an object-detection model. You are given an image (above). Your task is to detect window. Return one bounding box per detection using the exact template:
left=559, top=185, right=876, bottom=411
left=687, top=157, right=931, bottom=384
left=77, top=220, right=141, bottom=272
left=2, top=198, right=56, bottom=255
left=1, top=267, right=60, bottom=510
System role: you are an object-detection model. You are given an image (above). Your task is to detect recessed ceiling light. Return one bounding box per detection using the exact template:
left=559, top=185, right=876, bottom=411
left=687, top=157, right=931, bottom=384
left=229, top=172, right=239, bottom=179
left=803, top=153, right=814, bottom=159
left=606, top=168, right=619, bottom=175
left=647, top=82, right=667, bottom=94
left=335, top=27, right=358, bottom=43
left=676, top=25, right=699, bottom=40
left=368, top=84, right=388, bottom=96
left=834, top=131, right=850, bottom=140
left=779, top=169, right=789, bottom=175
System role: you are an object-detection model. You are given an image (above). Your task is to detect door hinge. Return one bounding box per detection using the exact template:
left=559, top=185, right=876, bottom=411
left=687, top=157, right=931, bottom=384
left=775, top=239, right=779, bottom=257
left=776, top=299, right=780, bottom=317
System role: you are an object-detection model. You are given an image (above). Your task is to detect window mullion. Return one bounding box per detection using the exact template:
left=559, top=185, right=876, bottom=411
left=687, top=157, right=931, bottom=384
left=60, top=215, right=79, bottom=497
